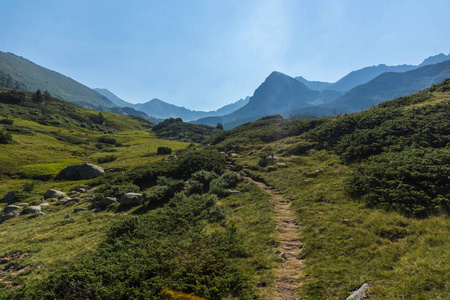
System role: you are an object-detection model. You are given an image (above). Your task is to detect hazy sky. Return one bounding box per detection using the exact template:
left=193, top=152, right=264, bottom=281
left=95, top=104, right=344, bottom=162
left=1, top=0, right=450, bottom=110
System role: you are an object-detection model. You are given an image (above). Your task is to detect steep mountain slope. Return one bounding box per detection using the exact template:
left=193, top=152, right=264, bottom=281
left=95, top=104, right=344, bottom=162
left=193, top=72, right=319, bottom=128
left=94, top=88, right=133, bottom=107
left=0, top=51, right=115, bottom=109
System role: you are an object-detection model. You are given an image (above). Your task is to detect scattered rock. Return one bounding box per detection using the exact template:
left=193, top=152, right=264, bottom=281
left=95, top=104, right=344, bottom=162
left=90, top=208, right=102, bottom=213
left=55, top=163, right=105, bottom=181
left=1, top=191, right=16, bottom=204
left=22, top=206, right=42, bottom=214
left=264, top=155, right=278, bottom=163
left=98, top=197, right=117, bottom=208
left=120, top=193, right=143, bottom=206
left=36, top=211, right=45, bottom=216
left=44, top=189, right=66, bottom=199
left=73, top=207, right=87, bottom=213
left=279, top=252, right=287, bottom=260
left=220, top=151, right=227, bottom=157
left=168, top=155, right=177, bottom=160
left=76, top=188, right=86, bottom=193
left=0, top=211, right=21, bottom=223
left=69, top=191, right=79, bottom=196
left=39, top=203, right=50, bottom=206
left=347, top=283, right=371, bottom=300
left=15, top=203, right=29, bottom=207
left=306, top=149, right=316, bottom=155
left=58, top=197, right=80, bottom=205
left=4, top=205, right=21, bottom=213
left=230, top=153, right=238, bottom=158
left=228, top=189, right=241, bottom=194
left=267, top=166, right=277, bottom=172
left=64, top=214, right=71, bottom=219
left=84, top=194, right=96, bottom=202
left=277, top=162, right=287, bottom=167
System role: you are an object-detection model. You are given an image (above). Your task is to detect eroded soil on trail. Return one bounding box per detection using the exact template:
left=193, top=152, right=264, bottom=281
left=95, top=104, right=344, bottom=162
left=243, top=176, right=303, bottom=300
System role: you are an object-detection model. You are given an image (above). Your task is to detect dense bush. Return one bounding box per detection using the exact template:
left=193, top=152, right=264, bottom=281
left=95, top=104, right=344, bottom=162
left=157, top=146, right=172, bottom=155
left=0, top=118, right=14, bottom=125
left=0, top=129, right=12, bottom=144
left=175, top=149, right=227, bottom=179
left=98, top=135, right=117, bottom=145
left=97, top=155, right=118, bottom=164
left=143, top=176, right=185, bottom=204
left=345, top=148, right=450, bottom=217
left=209, top=172, right=241, bottom=197
left=96, top=183, right=140, bottom=200
left=185, top=170, right=219, bottom=194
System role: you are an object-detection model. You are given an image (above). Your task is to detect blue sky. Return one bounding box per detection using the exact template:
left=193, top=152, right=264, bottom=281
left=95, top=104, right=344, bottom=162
left=1, top=0, right=450, bottom=110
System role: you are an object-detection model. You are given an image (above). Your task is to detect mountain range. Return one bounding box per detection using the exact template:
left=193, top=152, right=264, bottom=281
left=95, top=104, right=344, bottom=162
left=1, top=50, right=450, bottom=129
left=193, top=54, right=450, bottom=129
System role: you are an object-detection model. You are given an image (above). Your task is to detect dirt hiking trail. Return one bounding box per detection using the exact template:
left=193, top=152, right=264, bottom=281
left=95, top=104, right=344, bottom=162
left=243, top=175, right=303, bottom=300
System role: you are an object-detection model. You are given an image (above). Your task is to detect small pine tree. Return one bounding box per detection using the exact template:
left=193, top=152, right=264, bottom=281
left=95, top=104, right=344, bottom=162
left=44, top=90, right=51, bottom=101
left=32, top=89, right=44, bottom=103
left=216, top=122, right=224, bottom=130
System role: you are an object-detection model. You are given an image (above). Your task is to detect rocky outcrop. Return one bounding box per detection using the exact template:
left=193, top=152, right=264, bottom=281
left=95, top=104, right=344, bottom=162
left=120, top=193, right=142, bottom=206
left=44, top=189, right=66, bottom=199
left=97, top=197, right=117, bottom=208
left=347, top=283, right=371, bottom=300
left=4, top=205, right=21, bottom=213
left=55, top=163, right=104, bottom=181
left=22, top=206, right=42, bottom=214
left=0, top=211, right=21, bottom=223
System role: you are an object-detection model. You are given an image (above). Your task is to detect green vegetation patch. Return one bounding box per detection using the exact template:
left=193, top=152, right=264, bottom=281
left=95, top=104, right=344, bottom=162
left=20, top=160, right=82, bottom=180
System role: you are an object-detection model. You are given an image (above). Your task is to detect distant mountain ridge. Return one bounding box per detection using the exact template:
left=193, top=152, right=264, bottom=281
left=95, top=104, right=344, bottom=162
left=297, top=53, right=450, bottom=92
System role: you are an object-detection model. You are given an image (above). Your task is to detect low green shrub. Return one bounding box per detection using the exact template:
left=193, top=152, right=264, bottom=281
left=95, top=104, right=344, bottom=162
left=345, top=147, right=450, bottom=217
left=157, top=146, right=172, bottom=155
left=97, top=155, right=118, bottom=164
left=0, top=129, right=12, bottom=144
left=0, top=118, right=14, bottom=125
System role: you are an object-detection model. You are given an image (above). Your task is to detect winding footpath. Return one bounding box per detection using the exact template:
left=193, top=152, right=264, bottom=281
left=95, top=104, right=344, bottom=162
left=242, top=175, right=304, bottom=300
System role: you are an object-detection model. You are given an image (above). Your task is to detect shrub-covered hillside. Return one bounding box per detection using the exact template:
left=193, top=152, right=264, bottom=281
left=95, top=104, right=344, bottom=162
left=213, top=78, right=450, bottom=298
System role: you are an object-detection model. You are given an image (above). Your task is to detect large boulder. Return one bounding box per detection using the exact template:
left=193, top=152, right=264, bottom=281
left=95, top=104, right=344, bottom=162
left=97, top=197, right=117, bottom=208
left=22, top=206, right=42, bottom=214
left=1, top=191, right=16, bottom=204
left=4, top=205, right=21, bottom=213
left=0, top=211, right=21, bottom=223
left=120, top=193, right=142, bottom=206
left=55, top=163, right=104, bottom=181
left=44, top=189, right=66, bottom=199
